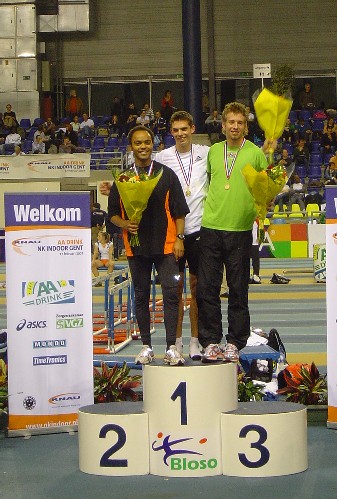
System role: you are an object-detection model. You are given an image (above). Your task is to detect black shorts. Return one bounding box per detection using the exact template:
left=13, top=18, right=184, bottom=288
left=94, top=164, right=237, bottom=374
left=178, top=231, right=200, bottom=275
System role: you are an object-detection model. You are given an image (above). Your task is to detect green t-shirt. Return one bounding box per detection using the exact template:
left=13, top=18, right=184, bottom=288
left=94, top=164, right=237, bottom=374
left=202, top=139, right=268, bottom=231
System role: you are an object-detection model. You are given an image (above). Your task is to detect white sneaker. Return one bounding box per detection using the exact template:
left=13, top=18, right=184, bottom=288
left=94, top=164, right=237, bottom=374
left=164, top=345, right=185, bottom=366
left=252, top=274, right=261, bottom=284
left=135, top=345, right=154, bottom=365
left=189, top=340, right=202, bottom=361
left=223, top=343, right=239, bottom=363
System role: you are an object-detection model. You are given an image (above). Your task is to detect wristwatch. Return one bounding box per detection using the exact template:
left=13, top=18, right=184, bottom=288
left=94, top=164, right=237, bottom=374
left=177, top=234, right=185, bottom=241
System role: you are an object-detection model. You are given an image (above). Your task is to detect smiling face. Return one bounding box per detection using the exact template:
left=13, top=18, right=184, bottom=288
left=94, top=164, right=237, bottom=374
left=170, top=119, right=195, bottom=152
left=222, top=112, right=247, bottom=146
left=130, top=129, right=153, bottom=167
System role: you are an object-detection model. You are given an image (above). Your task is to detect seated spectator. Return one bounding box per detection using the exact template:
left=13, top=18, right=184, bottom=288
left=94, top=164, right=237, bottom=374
left=136, top=109, right=150, bottom=127
left=288, top=174, right=306, bottom=211
left=79, top=112, right=95, bottom=138
left=70, top=115, right=81, bottom=132
left=299, top=82, right=316, bottom=109
left=108, top=114, right=120, bottom=136
left=5, top=127, right=21, bottom=152
left=282, top=118, right=296, bottom=142
left=274, top=183, right=290, bottom=211
left=293, top=138, right=310, bottom=176
left=320, top=126, right=336, bottom=163
left=143, top=103, right=154, bottom=123
left=324, top=155, right=337, bottom=185
left=279, top=148, right=293, bottom=169
left=12, top=145, right=25, bottom=156
left=43, top=117, right=55, bottom=136
left=3, top=104, right=18, bottom=130
left=294, top=118, right=312, bottom=142
left=32, top=135, right=46, bottom=154
left=323, top=117, right=337, bottom=135
left=205, top=109, right=222, bottom=144
left=59, top=136, right=77, bottom=154
left=64, top=123, right=78, bottom=146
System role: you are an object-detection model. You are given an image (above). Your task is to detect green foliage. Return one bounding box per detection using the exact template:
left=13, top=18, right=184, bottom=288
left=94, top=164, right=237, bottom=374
left=278, top=362, right=327, bottom=405
left=270, top=64, right=295, bottom=97
left=0, top=359, right=8, bottom=415
left=237, top=371, right=265, bottom=402
left=93, top=361, right=142, bottom=403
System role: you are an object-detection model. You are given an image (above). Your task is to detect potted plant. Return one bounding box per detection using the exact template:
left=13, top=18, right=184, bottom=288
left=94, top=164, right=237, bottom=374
left=93, top=361, right=142, bottom=403
left=277, top=362, right=328, bottom=424
left=237, top=369, right=265, bottom=402
left=270, top=64, right=295, bottom=97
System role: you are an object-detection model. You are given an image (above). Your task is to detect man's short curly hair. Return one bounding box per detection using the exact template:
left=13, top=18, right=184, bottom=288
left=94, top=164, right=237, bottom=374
left=222, top=102, right=248, bottom=122
left=170, top=110, right=194, bottom=127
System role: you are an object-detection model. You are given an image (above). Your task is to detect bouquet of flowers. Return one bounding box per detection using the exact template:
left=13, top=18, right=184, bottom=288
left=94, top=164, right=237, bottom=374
left=112, top=165, right=163, bottom=246
left=242, top=87, right=294, bottom=243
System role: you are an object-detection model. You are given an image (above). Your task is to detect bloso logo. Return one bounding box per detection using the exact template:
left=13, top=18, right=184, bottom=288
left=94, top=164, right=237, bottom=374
left=152, top=432, right=218, bottom=471
left=22, top=279, right=75, bottom=306
left=16, top=319, right=47, bottom=331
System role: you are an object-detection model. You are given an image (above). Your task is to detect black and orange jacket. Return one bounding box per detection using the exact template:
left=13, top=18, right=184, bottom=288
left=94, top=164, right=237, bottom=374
left=108, top=161, right=189, bottom=257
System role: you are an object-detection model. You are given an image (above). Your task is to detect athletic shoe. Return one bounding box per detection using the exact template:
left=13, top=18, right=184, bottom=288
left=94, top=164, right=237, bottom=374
left=135, top=345, right=154, bottom=365
left=94, top=281, right=102, bottom=287
left=223, top=343, right=239, bottom=363
left=164, top=345, right=185, bottom=366
left=220, top=289, right=229, bottom=298
left=270, top=273, right=291, bottom=284
left=251, top=274, right=261, bottom=284
left=189, top=340, right=202, bottom=361
left=202, top=343, right=225, bottom=363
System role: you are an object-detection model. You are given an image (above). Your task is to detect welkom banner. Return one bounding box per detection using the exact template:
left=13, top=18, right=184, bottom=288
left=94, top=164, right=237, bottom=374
left=5, top=192, right=93, bottom=435
left=326, top=185, right=337, bottom=428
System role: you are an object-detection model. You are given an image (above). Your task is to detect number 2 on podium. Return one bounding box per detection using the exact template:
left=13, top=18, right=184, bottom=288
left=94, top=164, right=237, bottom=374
left=171, top=381, right=187, bottom=425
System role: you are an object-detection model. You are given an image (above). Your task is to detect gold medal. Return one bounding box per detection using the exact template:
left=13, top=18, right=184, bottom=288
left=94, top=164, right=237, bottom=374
left=186, top=189, right=191, bottom=196
left=225, top=183, right=230, bottom=190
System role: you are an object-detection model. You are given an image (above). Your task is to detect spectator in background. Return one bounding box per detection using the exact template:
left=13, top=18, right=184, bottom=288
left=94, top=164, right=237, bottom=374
left=324, top=155, right=337, bottom=185
left=323, top=117, right=337, bottom=135
left=279, top=148, right=293, bottom=169
left=294, top=118, right=312, bottom=142
left=205, top=109, right=222, bottom=144
left=288, top=174, right=306, bottom=211
left=32, top=134, right=46, bottom=154
left=70, top=115, right=81, bottom=133
left=136, top=109, right=150, bottom=127
left=293, top=138, right=310, bottom=176
left=4, top=127, right=21, bottom=153
left=59, top=136, right=77, bottom=154
left=299, top=82, right=316, bottom=109
left=143, top=103, right=154, bottom=123
left=320, top=123, right=336, bottom=163
left=161, top=90, right=174, bottom=123
left=125, top=103, right=138, bottom=133
left=3, top=104, right=18, bottom=130
left=64, top=123, right=78, bottom=146
left=110, top=96, right=124, bottom=120
left=12, top=145, right=25, bottom=156
left=152, top=110, right=167, bottom=141
left=65, top=89, right=83, bottom=119
left=282, top=118, right=296, bottom=143
left=108, top=114, right=120, bottom=136
left=79, top=113, right=95, bottom=138
left=91, top=202, right=106, bottom=252
left=91, top=231, right=114, bottom=280
left=249, top=220, right=261, bottom=284
left=274, top=182, right=290, bottom=212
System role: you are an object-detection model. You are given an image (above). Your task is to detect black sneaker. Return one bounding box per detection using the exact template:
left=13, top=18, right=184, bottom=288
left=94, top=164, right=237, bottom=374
left=270, top=273, right=291, bottom=284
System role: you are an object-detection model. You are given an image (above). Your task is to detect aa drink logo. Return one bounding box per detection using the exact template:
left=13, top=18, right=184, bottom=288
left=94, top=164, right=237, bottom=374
left=12, top=234, right=84, bottom=256
left=22, top=279, right=75, bottom=306
left=152, top=432, right=218, bottom=471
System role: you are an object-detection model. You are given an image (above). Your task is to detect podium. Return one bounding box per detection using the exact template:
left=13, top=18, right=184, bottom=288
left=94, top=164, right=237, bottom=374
left=78, top=359, right=308, bottom=477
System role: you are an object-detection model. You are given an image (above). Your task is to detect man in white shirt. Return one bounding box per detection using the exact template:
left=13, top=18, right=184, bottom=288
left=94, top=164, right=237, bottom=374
left=79, top=113, right=95, bottom=138
left=136, top=109, right=150, bottom=127
left=156, top=110, right=209, bottom=360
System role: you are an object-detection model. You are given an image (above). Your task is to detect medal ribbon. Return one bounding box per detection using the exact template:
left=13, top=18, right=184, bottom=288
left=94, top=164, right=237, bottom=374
left=175, top=146, right=193, bottom=189
left=224, top=138, right=246, bottom=181
left=133, top=160, right=154, bottom=177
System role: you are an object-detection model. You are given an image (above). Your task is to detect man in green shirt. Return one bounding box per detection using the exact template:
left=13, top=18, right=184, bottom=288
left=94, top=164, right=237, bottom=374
left=197, top=102, right=268, bottom=363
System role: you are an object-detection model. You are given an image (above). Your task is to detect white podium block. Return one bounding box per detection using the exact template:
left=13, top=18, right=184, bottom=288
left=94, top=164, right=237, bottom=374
left=78, top=402, right=149, bottom=476
left=143, top=361, right=237, bottom=477
left=221, top=402, right=308, bottom=477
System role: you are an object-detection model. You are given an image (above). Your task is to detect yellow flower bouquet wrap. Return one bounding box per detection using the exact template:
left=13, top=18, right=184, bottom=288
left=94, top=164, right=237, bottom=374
left=113, top=167, right=163, bottom=246
left=242, top=163, right=287, bottom=243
